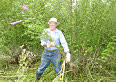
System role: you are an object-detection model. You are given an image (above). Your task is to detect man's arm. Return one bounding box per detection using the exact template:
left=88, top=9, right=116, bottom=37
left=59, top=31, right=69, bottom=53
left=59, top=31, right=71, bottom=63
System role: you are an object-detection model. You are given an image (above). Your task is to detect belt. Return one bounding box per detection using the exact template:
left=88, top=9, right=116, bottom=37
left=45, top=49, right=57, bottom=52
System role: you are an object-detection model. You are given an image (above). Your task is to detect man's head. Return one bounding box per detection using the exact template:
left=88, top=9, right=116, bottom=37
left=48, top=18, right=58, bottom=31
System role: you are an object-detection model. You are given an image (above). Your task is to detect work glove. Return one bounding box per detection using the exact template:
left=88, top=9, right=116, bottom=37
left=47, top=41, right=56, bottom=48
left=66, top=53, right=71, bottom=63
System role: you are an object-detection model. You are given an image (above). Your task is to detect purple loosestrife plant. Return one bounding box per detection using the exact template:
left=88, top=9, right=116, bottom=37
left=10, top=20, right=22, bottom=25
left=22, top=11, right=24, bottom=14
left=10, top=4, right=28, bottom=25
left=22, top=5, right=28, bottom=9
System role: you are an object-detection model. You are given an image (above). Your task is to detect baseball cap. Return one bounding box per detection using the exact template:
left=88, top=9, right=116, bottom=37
left=49, top=18, right=58, bottom=24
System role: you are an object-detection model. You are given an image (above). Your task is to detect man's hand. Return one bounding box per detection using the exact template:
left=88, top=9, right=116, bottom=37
left=66, top=53, right=71, bottom=63
left=47, top=41, right=56, bottom=48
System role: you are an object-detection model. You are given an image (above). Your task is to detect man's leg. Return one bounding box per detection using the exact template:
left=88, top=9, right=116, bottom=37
left=36, top=52, right=50, bottom=81
left=51, top=50, right=61, bottom=75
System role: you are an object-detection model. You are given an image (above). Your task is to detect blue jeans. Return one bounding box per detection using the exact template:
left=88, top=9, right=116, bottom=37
left=36, top=49, right=61, bottom=80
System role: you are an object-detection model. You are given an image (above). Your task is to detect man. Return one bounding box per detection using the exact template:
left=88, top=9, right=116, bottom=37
left=36, top=18, right=71, bottom=81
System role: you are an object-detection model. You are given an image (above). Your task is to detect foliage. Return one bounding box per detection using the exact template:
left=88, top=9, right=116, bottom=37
left=0, top=0, right=115, bottom=81
left=17, top=47, right=37, bottom=81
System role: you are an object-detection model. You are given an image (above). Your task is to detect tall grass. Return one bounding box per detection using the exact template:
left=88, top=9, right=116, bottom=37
left=0, top=0, right=115, bottom=81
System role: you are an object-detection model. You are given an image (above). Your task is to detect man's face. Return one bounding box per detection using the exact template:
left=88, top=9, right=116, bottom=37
left=49, top=21, right=57, bottom=30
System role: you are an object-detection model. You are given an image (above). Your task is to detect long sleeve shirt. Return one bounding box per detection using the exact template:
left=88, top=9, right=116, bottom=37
left=41, top=28, right=69, bottom=53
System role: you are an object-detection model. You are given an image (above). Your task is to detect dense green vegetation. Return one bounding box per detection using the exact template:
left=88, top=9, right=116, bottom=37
left=0, top=0, right=116, bottom=81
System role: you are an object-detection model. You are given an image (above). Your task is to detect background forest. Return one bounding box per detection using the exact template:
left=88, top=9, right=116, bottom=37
left=0, top=0, right=116, bottom=82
